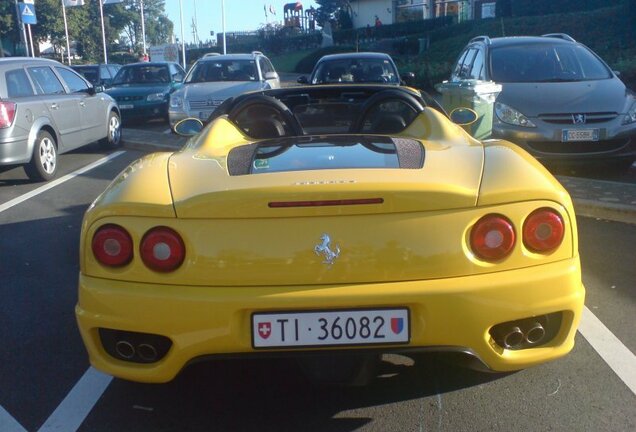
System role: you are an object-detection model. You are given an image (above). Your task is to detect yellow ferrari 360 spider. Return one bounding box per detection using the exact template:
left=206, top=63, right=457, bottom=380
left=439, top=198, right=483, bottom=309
left=76, top=85, right=585, bottom=384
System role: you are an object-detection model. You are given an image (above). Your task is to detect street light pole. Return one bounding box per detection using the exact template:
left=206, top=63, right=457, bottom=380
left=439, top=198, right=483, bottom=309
left=222, top=0, right=226, bottom=54
left=140, top=0, right=147, bottom=55
left=179, top=0, right=186, bottom=69
left=99, top=0, right=108, bottom=63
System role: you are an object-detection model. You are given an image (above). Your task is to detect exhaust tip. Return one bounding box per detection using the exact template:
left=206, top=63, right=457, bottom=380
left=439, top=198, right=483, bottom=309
left=137, top=343, right=158, bottom=362
left=115, top=340, right=135, bottom=359
left=525, top=322, right=546, bottom=344
left=503, top=326, right=524, bottom=348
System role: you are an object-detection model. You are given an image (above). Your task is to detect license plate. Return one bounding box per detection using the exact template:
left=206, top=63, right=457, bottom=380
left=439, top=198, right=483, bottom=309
left=119, top=104, right=134, bottom=110
left=562, top=129, right=599, bottom=142
left=252, top=308, right=409, bottom=348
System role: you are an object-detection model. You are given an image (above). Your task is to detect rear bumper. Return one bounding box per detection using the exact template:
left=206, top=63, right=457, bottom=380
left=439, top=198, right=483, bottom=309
left=76, top=257, right=584, bottom=383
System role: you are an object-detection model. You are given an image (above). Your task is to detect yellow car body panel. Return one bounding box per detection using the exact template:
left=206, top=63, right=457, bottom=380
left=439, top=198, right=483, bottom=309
left=77, top=256, right=583, bottom=383
left=76, top=95, right=585, bottom=383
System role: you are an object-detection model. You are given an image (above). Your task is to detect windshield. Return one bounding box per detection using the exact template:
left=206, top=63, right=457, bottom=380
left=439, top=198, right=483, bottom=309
left=186, top=59, right=258, bottom=83
left=490, top=44, right=612, bottom=83
left=112, top=65, right=171, bottom=85
left=311, top=58, right=400, bottom=84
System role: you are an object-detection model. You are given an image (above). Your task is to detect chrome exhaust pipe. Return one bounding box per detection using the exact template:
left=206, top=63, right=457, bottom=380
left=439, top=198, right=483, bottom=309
left=525, top=322, right=546, bottom=345
left=137, top=343, right=158, bottom=362
left=502, top=326, right=524, bottom=349
left=115, top=340, right=135, bottom=359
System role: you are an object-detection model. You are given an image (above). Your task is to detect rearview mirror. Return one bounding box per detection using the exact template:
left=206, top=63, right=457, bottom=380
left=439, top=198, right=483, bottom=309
left=174, top=118, right=204, bottom=136
left=401, top=72, right=415, bottom=86
left=449, top=107, right=478, bottom=125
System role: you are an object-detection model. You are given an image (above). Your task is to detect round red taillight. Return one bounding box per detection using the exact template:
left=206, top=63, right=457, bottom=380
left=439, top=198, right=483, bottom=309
left=92, top=224, right=133, bottom=267
left=523, top=208, right=564, bottom=253
left=140, top=227, right=185, bottom=272
left=470, top=214, right=516, bottom=261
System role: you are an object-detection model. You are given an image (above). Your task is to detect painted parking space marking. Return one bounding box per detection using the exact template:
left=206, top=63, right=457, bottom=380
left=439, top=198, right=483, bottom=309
left=579, top=306, right=636, bottom=396
left=0, top=151, right=125, bottom=214
left=38, top=368, right=112, bottom=432
left=0, top=405, right=27, bottom=432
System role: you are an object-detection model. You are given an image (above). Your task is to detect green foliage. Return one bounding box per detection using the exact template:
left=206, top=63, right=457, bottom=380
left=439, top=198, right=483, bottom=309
left=496, top=0, right=512, bottom=17
left=510, top=0, right=612, bottom=16
left=294, top=45, right=357, bottom=73
left=315, top=0, right=351, bottom=27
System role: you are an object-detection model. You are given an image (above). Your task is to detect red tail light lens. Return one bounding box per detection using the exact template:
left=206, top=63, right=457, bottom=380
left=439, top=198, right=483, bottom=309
left=140, top=227, right=185, bottom=272
left=92, top=224, right=133, bottom=267
left=523, top=208, right=564, bottom=253
left=0, top=101, right=17, bottom=129
left=470, top=214, right=516, bottom=261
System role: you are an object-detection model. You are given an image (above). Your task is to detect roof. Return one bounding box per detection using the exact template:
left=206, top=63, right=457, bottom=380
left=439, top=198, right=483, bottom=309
left=318, top=52, right=394, bottom=62
left=486, top=36, right=577, bottom=48
left=199, top=53, right=264, bottom=62
left=0, top=57, right=61, bottom=66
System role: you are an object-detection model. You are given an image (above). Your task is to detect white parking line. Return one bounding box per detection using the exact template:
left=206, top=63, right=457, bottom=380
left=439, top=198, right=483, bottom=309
left=0, top=405, right=27, bottom=432
left=0, top=151, right=125, bottom=215
left=578, top=306, right=636, bottom=396
left=37, top=368, right=113, bottom=432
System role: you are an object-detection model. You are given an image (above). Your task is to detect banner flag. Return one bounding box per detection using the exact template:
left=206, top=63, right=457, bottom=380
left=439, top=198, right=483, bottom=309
left=103, top=0, right=125, bottom=5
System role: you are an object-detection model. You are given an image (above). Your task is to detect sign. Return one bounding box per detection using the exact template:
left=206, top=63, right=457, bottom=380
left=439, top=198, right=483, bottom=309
left=19, top=3, right=37, bottom=25
left=148, top=44, right=179, bottom=63
left=23, top=0, right=34, bottom=4
left=63, top=0, right=85, bottom=7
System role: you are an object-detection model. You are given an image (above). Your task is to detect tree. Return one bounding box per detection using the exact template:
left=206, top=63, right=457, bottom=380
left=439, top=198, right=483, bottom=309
left=315, top=0, right=351, bottom=27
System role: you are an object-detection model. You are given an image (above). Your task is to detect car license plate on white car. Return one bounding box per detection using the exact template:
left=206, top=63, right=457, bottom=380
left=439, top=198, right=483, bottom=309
left=119, top=104, right=134, bottom=110
left=252, top=308, right=409, bottom=348
left=562, top=129, right=599, bottom=142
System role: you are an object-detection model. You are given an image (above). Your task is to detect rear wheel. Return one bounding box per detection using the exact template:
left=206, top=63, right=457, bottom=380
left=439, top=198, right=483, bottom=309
left=24, top=130, right=57, bottom=181
left=100, top=111, right=122, bottom=149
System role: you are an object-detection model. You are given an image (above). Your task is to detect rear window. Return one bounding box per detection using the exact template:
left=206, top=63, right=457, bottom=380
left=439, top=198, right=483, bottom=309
left=5, top=69, right=35, bottom=97
left=225, top=136, right=425, bottom=175
left=490, top=43, right=612, bottom=82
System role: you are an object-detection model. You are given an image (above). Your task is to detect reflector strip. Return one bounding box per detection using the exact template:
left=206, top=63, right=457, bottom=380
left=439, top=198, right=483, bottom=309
left=269, top=198, right=384, bottom=208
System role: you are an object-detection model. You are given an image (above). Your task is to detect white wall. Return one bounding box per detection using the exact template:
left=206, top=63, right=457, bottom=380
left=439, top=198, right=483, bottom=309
left=350, top=0, right=394, bottom=29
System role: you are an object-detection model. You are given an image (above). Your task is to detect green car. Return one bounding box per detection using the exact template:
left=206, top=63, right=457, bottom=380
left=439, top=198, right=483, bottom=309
left=106, top=62, right=185, bottom=123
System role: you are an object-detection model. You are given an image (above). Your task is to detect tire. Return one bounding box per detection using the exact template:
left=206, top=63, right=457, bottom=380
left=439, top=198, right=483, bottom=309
left=24, top=130, right=57, bottom=182
left=99, top=111, right=122, bottom=149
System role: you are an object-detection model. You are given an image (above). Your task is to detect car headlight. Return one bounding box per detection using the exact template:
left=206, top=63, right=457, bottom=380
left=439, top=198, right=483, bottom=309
left=147, top=93, right=167, bottom=102
left=623, top=101, right=636, bottom=125
left=495, top=102, right=536, bottom=128
left=170, top=96, right=183, bottom=109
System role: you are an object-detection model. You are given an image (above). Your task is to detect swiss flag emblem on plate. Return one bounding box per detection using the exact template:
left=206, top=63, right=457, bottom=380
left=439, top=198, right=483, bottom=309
left=257, top=322, right=272, bottom=339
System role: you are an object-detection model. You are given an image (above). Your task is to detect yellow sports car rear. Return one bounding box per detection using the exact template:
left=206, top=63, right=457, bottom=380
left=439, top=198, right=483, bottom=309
left=76, top=86, right=584, bottom=383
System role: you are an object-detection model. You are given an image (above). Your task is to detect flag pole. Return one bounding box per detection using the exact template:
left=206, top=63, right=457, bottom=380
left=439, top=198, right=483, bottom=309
left=99, top=0, right=108, bottom=63
left=61, top=1, right=72, bottom=64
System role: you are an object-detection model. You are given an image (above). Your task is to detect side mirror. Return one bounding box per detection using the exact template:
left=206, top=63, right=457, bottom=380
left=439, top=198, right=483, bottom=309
left=297, top=75, right=308, bottom=84
left=86, top=85, right=97, bottom=95
left=613, top=70, right=621, bottom=77
left=264, top=71, right=279, bottom=81
left=401, top=72, right=415, bottom=86
left=174, top=118, right=204, bottom=136
left=449, top=107, right=478, bottom=125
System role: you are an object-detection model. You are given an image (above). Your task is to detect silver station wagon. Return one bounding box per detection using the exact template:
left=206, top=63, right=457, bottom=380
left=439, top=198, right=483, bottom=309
left=0, top=57, right=121, bottom=181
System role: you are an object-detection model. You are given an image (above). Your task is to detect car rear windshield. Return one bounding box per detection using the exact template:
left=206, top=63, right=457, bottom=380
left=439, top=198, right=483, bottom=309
left=112, top=65, right=171, bottom=85
left=490, top=44, right=612, bottom=82
left=186, top=59, right=257, bottom=83
left=224, top=136, right=424, bottom=175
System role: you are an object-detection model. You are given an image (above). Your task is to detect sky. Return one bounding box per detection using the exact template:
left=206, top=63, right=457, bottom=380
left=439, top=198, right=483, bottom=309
left=163, top=0, right=319, bottom=44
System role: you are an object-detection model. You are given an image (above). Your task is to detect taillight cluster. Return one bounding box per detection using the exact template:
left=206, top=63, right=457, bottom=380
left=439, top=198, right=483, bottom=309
left=470, top=208, right=565, bottom=261
left=92, top=225, right=185, bottom=272
left=0, top=101, right=17, bottom=129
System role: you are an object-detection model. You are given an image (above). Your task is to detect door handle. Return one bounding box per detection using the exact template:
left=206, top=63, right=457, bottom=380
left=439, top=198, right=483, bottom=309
left=79, top=101, right=86, bottom=107
left=50, top=103, right=59, bottom=110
